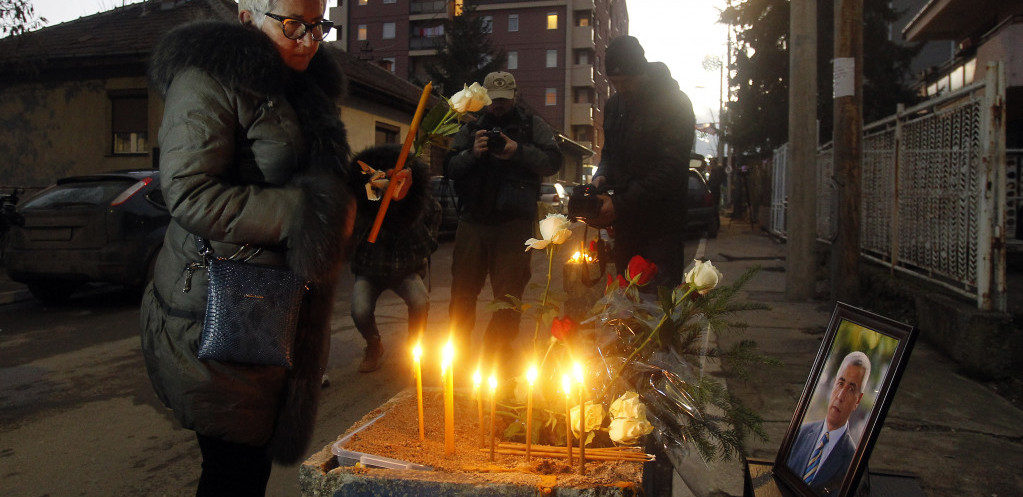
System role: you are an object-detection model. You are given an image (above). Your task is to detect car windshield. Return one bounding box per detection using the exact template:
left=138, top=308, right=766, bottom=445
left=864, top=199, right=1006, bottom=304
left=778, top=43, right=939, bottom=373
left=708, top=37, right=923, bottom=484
left=21, top=179, right=137, bottom=210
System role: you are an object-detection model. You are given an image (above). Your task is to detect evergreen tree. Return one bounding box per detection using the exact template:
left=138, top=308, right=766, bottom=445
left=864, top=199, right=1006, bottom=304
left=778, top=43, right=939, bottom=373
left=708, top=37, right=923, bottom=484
left=1, top=0, right=45, bottom=37
left=425, top=4, right=506, bottom=96
left=721, top=0, right=920, bottom=155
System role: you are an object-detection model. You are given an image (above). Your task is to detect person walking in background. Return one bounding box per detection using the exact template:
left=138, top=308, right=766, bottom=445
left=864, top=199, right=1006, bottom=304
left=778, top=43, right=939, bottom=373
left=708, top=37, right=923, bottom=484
left=140, top=1, right=354, bottom=495
left=348, top=144, right=440, bottom=373
left=445, top=71, right=562, bottom=381
left=586, top=36, right=695, bottom=288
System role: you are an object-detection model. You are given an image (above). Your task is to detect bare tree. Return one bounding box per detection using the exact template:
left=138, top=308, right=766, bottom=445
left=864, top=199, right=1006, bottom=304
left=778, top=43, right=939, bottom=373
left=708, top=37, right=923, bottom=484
left=1, top=0, right=45, bottom=37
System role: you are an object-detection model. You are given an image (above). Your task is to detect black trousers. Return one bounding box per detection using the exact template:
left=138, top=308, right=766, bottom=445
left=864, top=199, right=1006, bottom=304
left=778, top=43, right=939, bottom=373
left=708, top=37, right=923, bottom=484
left=195, top=433, right=273, bottom=497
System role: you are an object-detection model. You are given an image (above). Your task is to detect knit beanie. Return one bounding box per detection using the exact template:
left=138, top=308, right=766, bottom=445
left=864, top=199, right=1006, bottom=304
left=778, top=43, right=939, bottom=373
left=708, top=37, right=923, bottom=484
left=605, top=36, right=648, bottom=76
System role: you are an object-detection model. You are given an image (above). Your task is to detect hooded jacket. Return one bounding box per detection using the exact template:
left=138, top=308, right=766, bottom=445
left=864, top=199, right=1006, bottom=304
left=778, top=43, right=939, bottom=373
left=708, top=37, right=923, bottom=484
left=140, top=20, right=354, bottom=463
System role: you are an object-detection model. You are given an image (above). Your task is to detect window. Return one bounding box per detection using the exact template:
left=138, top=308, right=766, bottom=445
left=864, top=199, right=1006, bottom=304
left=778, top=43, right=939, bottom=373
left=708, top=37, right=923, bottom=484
left=546, top=49, right=557, bottom=68
left=358, top=0, right=367, bottom=5
left=576, top=50, right=589, bottom=65
left=375, top=122, right=399, bottom=145
left=545, top=88, right=557, bottom=106
left=507, top=51, right=518, bottom=70
left=357, top=24, right=367, bottom=40
left=481, top=15, right=492, bottom=33
left=547, top=12, right=558, bottom=30
left=382, top=22, right=395, bottom=39
left=383, top=0, right=396, bottom=3
left=111, top=93, right=148, bottom=155
left=577, top=16, right=590, bottom=27
left=508, top=14, right=518, bottom=32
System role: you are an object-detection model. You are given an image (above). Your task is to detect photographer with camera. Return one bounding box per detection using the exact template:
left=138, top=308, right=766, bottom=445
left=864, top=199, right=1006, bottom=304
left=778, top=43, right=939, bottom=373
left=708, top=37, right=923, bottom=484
left=445, top=71, right=562, bottom=382
left=582, top=37, right=695, bottom=289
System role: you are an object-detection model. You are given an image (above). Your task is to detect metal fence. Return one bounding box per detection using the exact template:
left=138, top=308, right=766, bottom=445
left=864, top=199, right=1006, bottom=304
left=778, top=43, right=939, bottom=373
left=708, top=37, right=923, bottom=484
left=771, top=62, right=1008, bottom=311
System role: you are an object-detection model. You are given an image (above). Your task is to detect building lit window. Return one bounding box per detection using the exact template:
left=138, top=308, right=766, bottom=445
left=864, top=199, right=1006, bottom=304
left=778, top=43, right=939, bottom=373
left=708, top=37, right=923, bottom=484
left=358, top=0, right=367, bottom=5
left=508, top=14, right=518, bottom=32
left=547, top=13, right=557, bottom=30
left=482, top=15, right=492, bottom=33
left=577, top=16, right=590, bottom=27
left=507, top=51, right=518, bottom=70
left=383, top=22, right=395, bottom=39
left=358, top=24, right=367, bottom=40
left=546, top=49, right=557, bottom=68
left=111, top=93, right=148, bottom=155
left=545, top=88, right=557, bottom=106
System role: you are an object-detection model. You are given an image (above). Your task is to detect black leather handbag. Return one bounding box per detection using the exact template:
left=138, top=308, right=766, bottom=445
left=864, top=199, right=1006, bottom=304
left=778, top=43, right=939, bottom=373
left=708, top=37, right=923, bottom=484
left=194, top=237, right=307, bottom=369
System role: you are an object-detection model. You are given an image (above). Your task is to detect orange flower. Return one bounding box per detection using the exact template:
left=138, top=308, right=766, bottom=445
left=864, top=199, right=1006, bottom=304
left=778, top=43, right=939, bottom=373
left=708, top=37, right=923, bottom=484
left=550, top=316, right=576, bottom=342
left=625, top=255, right=658, bottom=286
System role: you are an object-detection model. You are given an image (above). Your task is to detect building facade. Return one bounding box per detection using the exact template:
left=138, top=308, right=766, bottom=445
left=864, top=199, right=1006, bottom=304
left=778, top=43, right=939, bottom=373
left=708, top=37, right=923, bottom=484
left=331, top=0, right=627, bottom=181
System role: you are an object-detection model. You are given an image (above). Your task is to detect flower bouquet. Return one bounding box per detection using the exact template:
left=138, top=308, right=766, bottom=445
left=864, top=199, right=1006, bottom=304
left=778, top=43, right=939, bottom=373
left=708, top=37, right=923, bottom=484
left=495, top=213, right=774, bottom=465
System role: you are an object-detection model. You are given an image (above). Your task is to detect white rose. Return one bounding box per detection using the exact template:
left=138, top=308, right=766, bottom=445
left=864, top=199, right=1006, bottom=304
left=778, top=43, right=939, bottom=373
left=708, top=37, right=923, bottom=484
left=609, top=391, right=646, bottom=420
left=524, top=213, right=573, bottom=251
left=449, top=82, right=491, bottom=113
left=684, top=259, right=723, bottom=294
left=569, top=401, right=605, bottom=438
left=608, top=417, right=654, bottom=444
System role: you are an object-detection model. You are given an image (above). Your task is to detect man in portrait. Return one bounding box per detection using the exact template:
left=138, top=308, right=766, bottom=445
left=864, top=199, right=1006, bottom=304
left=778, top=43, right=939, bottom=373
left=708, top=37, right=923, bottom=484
left=786, top=351, right=872, bottom=495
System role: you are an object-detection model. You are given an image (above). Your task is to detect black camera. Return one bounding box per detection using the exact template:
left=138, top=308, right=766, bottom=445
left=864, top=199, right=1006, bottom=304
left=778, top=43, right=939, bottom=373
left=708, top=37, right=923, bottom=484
left=485, top=128, right=506, bottom=154
left=567, top=184, right=607, bottom=223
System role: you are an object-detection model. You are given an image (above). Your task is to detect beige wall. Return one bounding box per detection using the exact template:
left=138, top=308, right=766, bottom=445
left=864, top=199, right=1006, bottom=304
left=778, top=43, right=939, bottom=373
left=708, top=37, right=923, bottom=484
left=0, top=77, right=154, bottom=187
left=340, top=98, right=412, bottom=156
left=976, top=22, right=1023, bottom=87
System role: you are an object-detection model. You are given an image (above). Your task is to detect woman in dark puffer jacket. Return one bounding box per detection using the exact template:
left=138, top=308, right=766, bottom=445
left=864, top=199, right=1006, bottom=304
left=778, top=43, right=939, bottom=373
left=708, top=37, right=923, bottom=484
left=140, top=1, right=354, bottom=495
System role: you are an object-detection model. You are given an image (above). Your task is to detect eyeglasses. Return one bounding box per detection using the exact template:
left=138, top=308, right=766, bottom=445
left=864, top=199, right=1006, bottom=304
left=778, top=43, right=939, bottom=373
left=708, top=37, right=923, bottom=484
left=264, top=13, right=334, bottom=41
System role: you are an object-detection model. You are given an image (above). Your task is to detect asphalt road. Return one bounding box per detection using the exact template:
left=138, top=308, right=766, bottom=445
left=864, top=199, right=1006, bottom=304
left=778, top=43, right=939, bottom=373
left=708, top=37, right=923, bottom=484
left=1, top=224, right=700, bottom=497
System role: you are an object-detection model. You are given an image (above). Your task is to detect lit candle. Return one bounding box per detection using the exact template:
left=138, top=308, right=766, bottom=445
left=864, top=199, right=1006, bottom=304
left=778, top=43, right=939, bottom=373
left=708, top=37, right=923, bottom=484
left=525, top=364, right=538, bottom=460
left=442, top=340, right=455, bottom=455
left=562, top=373, right=573, bottom=464
left=574, top=362, right=586, bottom=475
left=473, top=369, right=484, bottom=448
left=413, top=343, right=424, bottom=442
left=488, top=374, right=497, bottom=462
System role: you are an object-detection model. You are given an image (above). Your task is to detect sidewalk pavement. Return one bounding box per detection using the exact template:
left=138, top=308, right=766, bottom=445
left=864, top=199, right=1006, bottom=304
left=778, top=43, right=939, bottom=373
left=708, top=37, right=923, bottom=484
left=699, top=221, right=1023, bottom=497
left=0, top=267, right=30, bottom=305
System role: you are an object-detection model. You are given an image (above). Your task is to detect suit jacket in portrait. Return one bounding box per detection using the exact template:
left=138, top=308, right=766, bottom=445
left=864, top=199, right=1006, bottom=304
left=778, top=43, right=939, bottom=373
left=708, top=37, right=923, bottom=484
left=785, top=420, right=857, bottom=495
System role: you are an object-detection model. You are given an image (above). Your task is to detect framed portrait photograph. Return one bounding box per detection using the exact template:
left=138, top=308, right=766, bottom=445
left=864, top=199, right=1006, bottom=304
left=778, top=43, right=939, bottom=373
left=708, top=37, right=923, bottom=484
left=773, top=302, right=918, bottom=497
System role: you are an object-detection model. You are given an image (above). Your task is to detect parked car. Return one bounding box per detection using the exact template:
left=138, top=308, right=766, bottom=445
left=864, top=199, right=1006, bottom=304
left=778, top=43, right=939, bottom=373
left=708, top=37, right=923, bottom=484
left=430, top=176, right=459, bottom=235
left=5, top=170, right=169, bottom=302
left=540, top=182, right=567, bottom=214
left=686, top=168, right=720, bottom=238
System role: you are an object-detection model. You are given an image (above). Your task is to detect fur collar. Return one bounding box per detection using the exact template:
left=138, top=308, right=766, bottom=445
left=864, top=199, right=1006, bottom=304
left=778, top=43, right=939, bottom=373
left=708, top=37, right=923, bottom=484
left=148, top=20, right=345, bottom=100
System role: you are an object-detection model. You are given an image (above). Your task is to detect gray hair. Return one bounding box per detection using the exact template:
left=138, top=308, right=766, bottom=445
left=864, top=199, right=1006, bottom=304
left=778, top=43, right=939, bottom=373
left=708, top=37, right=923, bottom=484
left=238, top=0, right=278, bottom=28
left=837, top=351, right=872, bottom=394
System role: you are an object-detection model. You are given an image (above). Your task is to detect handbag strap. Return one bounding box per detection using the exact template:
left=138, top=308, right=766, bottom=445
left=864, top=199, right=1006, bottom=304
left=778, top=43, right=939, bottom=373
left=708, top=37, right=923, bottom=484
left=194, top=236, right=261, bottom=262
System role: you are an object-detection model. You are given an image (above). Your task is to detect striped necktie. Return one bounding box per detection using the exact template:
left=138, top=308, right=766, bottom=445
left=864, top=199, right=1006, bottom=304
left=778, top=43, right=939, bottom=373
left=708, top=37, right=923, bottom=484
left=802, top=431, right=829, bottom=483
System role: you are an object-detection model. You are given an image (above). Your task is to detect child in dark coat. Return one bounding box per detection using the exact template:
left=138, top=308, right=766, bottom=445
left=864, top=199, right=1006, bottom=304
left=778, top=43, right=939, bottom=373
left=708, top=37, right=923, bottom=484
left=348, top=145, right=440, bottom=372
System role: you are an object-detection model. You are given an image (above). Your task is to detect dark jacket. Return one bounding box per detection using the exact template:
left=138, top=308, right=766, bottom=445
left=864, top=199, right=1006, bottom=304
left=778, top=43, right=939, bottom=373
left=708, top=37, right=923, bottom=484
left=349, top=145, right=439, bottom=280
left=140, top=21, right=354, bottom=464
left=785, top=420, right=856, bottom=495
left=594, top=66, right=695, bottom=238
left=446, top=107, right=561, bottom=224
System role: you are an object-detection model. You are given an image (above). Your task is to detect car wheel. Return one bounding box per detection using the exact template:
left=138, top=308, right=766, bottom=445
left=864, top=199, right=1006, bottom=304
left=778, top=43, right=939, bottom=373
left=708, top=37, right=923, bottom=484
left=27, top=282, right=80, bottom=303
left=707, top=216, right=720, bottom=239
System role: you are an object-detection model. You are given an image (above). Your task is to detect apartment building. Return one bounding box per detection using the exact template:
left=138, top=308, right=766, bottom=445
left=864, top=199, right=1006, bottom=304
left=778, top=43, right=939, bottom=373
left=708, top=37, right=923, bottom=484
left=330, top=0, right=629, bottom=176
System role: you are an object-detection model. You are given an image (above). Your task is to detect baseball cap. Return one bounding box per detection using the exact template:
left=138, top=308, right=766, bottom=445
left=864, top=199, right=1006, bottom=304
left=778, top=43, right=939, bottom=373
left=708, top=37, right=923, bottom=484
left=483, top=71, right=517, bottom=100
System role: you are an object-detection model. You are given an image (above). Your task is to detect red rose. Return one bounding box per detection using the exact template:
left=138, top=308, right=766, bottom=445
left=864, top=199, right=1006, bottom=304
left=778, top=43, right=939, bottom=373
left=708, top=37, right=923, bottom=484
left=550, top=316, right=576, bottom=342
left=625, top=255, right=658, bottom=286
left=589, top=239, right=598, bottom=253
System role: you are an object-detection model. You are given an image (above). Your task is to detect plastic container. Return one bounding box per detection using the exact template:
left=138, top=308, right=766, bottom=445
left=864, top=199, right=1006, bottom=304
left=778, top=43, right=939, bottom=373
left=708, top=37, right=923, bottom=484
left=331, top=412, right=432, bottom=471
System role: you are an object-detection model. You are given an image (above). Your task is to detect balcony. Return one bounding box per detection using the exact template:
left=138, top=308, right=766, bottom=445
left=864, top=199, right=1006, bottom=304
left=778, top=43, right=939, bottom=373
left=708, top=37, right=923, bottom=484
left=570, top=102, right=593, bottom=126
left=410, top=36, right=444, bottom=51
left=570, top=65, right=594, bottom=88
left=572, top=25, right=594, bottom=50
left=410, top=0, right=449, bottom=15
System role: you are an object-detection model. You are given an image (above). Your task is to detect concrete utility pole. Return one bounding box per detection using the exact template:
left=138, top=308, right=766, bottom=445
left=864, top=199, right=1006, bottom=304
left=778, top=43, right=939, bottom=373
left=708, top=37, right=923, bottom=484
left=830, top=0, right=863, bottom=304
left=785, top=0, right=817, bottom=301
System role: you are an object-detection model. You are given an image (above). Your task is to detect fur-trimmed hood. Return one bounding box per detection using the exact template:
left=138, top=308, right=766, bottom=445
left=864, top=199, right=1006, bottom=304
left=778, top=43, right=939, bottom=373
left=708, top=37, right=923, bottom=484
left=148, top=20, right=346, bottom=101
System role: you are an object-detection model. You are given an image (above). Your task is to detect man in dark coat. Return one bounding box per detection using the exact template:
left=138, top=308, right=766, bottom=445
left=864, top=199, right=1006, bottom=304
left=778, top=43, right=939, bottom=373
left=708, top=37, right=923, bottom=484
left=445, top=71, right=562, bottom=378
left=588, top=36, right=695, bottom=288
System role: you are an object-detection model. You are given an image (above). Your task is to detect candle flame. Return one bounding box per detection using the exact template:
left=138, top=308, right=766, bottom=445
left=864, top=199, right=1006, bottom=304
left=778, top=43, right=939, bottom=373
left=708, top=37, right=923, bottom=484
left=413, top=343, right=422, bottom=360
left=473, top=369, right=482, bottom=387
left=526, top=365, right=538, bottom=385
left=442, top=340, right=454, bottom=366
left=567, top=251, right=596, bottom=264
left=488, top=374, right=497, bottom=391
left=573, top=362, right=584, bottom=384
left=562, top=374, right=572, bottom=396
